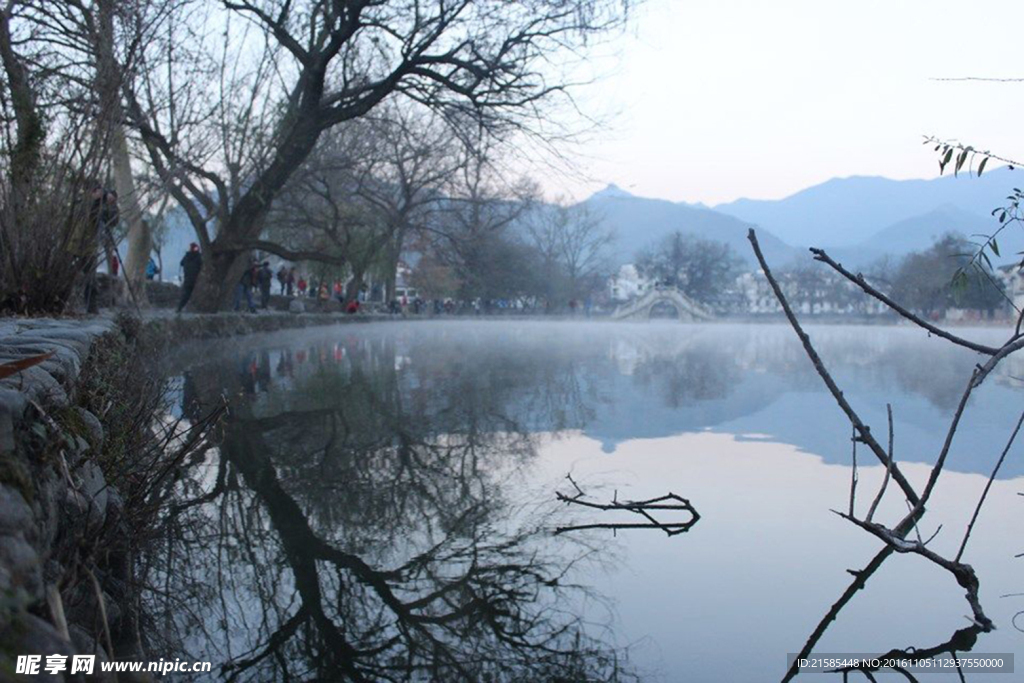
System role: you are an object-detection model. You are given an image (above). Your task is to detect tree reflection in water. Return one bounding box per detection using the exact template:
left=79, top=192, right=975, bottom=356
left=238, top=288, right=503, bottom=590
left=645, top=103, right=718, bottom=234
left=153, top=335, right=634, bottom=682
left=152, top=323, right=1023, bottom=681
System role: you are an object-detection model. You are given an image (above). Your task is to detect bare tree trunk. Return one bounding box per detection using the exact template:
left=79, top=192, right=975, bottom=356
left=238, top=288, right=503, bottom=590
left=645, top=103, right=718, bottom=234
left=193, top=250, right=249, bottom=312
left=384, top=227, right=406, bottom=302
left=344, top=271, right=365, bottom=304
left=186, top=118, right=324, bottom=312
left=112, top=125, right=151, bottom=304
left=0, top=6, right=44, bottom=262
left=97, top=0, right=148, bottom=307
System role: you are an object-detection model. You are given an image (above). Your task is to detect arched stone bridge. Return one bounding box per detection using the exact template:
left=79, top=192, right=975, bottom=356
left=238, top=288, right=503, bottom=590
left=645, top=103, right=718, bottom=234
left=611, top=286, right=713, bottom=321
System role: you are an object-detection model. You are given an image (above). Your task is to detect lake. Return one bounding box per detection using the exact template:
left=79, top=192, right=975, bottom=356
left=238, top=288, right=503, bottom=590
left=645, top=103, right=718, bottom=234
left=158, top=320, right=1024, bottom=682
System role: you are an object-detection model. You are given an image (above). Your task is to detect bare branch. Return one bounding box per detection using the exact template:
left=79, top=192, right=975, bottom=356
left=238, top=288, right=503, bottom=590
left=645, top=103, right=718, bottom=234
left=866, top=404, right=894, bottom=523
left=748, top=230, right=920, bottom=506
left=835, top=511, right=992, bottom=630
left=809, top=247, right=1000, bottom=356
left=555, top=479, right=700, bottom=537
left=956, top=410, right=1024, bottom=562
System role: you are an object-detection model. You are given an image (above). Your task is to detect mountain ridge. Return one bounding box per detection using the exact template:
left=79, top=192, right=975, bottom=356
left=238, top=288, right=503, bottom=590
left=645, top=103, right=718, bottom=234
left=579, top=166, right=1022, bottom=269
left=710, top=167, right=1017, bottom=248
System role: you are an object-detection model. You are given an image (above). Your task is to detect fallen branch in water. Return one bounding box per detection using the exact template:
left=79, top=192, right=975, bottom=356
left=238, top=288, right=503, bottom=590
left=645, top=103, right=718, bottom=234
left=555, top=474, right=700, bottom=537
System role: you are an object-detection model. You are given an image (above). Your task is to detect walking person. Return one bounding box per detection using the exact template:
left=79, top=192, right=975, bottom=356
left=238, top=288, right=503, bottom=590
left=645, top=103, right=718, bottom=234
left=234, top=259, right=258, bottom=312
left=73, top=184, right=120, bottom=313
left=277, top=265, right=288, bottom=294
left=286, top=267, right=296, bottom=296
left=177, top=243, right=202, bottom=313
left=258, top=261, right=273, bottom=308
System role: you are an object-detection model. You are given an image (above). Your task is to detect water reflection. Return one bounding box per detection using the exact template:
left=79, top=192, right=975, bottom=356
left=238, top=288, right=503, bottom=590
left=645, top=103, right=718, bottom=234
left=156, top=321, right=1024, bottom=681
left=160, top=334, right=632, bottom=682
left=176, top=322, right=1024, bottom=477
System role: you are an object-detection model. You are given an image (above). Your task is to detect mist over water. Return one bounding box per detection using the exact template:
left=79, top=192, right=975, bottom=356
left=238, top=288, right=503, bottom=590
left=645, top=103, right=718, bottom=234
left=160, top=320, right=1024, bottom=681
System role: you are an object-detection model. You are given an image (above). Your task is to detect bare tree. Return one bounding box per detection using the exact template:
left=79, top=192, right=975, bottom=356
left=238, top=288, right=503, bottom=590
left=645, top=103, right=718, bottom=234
left=351, top=108, right=462, bottom=302
left=637, top=232, right=743, bottom=307
left=268, top=119, right=393, bottom=295
left=527, top=199, right=614, bottom=306
left=118, top=0, right=630, bottom=311
left=424, top=145, right=540, bottom=302
left=889, top=233, right=1008, bottom=318
left=268, top=107, right=463, bottom=303
left=0, top=1, right=114, bottom=312
left=91, top=0, right=154, bottom=305
left=1, top=0, right=186, bottom=309
left=0, top=2, right=43, bottom=226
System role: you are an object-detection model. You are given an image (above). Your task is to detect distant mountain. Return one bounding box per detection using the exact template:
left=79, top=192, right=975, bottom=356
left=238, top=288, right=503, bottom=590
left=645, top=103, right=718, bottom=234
left=823, top=205, right=1006, bottom=269
left=859, top=205, right=992, bottom=253
left=580, top=186, right=796, bottom=268
left=589, top=183, right=635, bottom=201
left=714, top=167, right=1018, bottom=248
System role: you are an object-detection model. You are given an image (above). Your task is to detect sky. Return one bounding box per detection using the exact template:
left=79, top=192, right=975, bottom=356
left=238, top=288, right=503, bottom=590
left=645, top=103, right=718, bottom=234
left=542, top=0, right=1024, bottom=205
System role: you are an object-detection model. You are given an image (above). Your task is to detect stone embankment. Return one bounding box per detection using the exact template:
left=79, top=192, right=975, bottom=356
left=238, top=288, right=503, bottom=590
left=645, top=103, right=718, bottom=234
left=0, top=309, right=382, bottom=680
left=0, top=317, right=124, bottom=681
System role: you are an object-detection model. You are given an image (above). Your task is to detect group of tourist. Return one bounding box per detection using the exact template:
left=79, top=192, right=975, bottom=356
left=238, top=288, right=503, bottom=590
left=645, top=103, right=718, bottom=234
left=171, top=244, right=367, bottom=314
left=85, top=230, right=546, bottom=318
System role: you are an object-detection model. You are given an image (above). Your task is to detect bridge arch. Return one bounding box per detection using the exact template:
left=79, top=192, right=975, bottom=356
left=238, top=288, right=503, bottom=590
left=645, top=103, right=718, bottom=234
left=611, top=286, right=712, bottom=322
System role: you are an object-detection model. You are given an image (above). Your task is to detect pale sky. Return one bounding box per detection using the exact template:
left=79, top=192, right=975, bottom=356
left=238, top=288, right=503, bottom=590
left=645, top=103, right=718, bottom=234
left=544, top=0, right=1024, bottom=205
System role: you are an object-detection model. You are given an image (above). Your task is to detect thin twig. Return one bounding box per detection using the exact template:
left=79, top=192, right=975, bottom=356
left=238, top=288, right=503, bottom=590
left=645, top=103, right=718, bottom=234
left=956, top=410, right=1024, bottom=562
left=849, top=425, right=858, bottom=518
left=931, top=76, right=1024, bottom=82
left=906, top=500, right=924, bottom=544
left=922, top=524, right=943, bottom=547
left=899, top=369, right=981, bottom=530
left=867, top=405, right=895, bottom=522
left=564, top=472, right=586, bottom=500
left=86, top=567, right=118, bottom=681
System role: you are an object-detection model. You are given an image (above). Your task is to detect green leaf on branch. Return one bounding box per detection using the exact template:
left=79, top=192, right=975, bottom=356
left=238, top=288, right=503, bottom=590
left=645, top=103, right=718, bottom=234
left=940, top=148, right=954, bottom=173
left=951, top=268, right=969, bottom=305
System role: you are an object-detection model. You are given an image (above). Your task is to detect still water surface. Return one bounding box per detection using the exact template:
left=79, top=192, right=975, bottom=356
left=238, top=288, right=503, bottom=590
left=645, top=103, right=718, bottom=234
left=162, top=321, right=1024, bottom=682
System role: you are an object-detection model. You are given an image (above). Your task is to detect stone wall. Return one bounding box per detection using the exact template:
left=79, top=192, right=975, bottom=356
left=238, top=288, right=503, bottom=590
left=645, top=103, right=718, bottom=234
left=0, top=317, right=133, bottom=681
